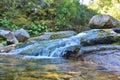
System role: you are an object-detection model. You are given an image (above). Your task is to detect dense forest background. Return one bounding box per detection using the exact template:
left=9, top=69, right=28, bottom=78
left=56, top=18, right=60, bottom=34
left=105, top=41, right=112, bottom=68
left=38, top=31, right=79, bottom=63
left=0, top=0, right=120, bottom=36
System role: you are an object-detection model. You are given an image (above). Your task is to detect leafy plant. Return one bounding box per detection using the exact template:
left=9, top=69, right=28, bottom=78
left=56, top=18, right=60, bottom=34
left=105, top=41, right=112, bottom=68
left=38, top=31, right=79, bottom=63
left=89, top=0, right=120, bottom=21
left=11, top=24, right=19, bottom=30
left=0, top=17, right=11, bottom=28
left=28, top=23, right=52, bottom=36
left=0, top=17, right=20, bottom=30
left=0, top=0, right=97, bottom=36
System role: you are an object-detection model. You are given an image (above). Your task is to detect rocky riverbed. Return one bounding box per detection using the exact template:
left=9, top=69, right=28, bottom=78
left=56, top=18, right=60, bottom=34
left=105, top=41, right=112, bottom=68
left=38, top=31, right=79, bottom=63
left=0, top=55, right=120, bottom=80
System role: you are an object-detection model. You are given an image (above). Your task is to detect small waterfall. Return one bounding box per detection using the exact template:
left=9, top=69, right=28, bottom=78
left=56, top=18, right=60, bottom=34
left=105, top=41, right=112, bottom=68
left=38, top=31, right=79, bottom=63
left=7, top=32, right=86, bottom=58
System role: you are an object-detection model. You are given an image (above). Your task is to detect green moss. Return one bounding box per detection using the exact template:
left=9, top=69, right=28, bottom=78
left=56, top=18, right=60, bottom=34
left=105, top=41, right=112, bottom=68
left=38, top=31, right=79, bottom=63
left=113, top=36, right=120, bottom=45
left=103, top=29, right=111, bottom=35
left=98, top=29, right=111, bottom=36
left=31, top=38, right=46, bottom=41
left=50, top=34, right=67, bottom=39
left=98, top=32, right=104, bottom=36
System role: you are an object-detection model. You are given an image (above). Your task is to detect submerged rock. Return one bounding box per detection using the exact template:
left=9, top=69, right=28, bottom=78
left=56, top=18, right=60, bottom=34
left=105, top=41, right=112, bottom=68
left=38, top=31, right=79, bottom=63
left=79, top=44, right=120, bottom=56
left=9, top=38, right=80, bottom=57
left=80, top=45, right=120, bottom=72
left=89, top=14, right=120, bottom=29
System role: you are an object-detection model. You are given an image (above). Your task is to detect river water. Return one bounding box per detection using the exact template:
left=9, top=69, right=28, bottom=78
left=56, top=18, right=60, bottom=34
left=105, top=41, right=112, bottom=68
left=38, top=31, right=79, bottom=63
left=0, top=55, right=119, bottom=80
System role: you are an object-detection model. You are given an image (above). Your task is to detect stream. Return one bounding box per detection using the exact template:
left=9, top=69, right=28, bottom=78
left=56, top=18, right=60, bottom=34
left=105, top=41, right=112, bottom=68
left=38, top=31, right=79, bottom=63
left=0, top=29, right=120, bottom=80
left=0, top=55, right=120, bottom=80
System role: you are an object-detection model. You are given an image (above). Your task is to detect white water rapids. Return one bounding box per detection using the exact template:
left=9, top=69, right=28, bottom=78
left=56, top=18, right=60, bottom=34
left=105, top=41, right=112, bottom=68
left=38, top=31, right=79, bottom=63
left=6, top=32, right=86, bottom=59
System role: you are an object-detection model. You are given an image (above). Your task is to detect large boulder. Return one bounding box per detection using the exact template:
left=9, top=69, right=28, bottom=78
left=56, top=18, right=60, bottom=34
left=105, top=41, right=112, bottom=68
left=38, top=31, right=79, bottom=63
left=80, top=29, right=120, bottom=46
left=28, top=31, right=77, bottom=42
left=89, top=14, right=120, bottom=29
left=14, top=28, right=30, bottom=42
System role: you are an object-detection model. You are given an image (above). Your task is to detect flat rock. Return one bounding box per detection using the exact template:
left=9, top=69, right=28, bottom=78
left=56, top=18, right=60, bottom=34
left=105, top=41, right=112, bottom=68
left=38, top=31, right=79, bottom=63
left=79, top=45, right=120, bottom=73
left=80, top=29, right=120, bottom=46
left=0, top=44, right=17, bottom=53
left=28, top=31, right=77, bottom=42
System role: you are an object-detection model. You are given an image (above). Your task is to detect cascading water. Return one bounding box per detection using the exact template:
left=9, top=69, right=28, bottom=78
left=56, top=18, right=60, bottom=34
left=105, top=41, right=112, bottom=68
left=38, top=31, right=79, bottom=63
left=1, top=29, right=120, bottom=76
left=7, top=32, right=86, bottom=58
left=3, top=29, right=118, bottom=59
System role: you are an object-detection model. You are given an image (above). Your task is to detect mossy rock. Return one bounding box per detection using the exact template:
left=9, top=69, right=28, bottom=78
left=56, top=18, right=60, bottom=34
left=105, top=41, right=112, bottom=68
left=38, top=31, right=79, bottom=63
left=45, top=31, right=77, bottom=39
left=80, top=29, right=120, bottom=46
left=50, top=34, right=68, bottom=39
left=28, top=31, right=77, bottom=42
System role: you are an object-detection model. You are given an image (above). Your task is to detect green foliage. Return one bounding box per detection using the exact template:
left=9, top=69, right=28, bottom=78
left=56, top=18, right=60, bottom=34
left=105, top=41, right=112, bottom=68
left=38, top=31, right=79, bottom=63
left=11, top=24, right=19, bottom=30
left=0, top=17, right=11, bottom=27
left=0, top=0, right=97, bottom=36
left=0, top=36, right=7, bottom=46
left=28, top=23, right=52, bottom=36
left=1, top=41, right=7, bottom=46
left=0, top=17, right=19, bottom=30
left=89, top=0, right=120, bottom=21
left=107, top=4, right=120, bottom=20
left=55, top=0, right=79, bottom=26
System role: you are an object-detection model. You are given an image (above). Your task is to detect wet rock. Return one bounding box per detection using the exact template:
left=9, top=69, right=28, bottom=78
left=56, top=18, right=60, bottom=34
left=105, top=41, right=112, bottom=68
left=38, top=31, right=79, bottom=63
left=89, top=14, right=120, bottom=29
left=0, top=30, right=10, bottom=36
left=9, top=36, right=80, bottom=56
left=28, top=31, right=77, bottom=42
left=78, top=45, right=120, bottom=55
left=113, top=27, right=120, bottom=33
left=0, top=44, right=17, bottom=52
left=14, top=28, right=30, bottom=42
left=4, top=32, right=18, bottom=44
left=80, top=29, right=120, bottom=46
left=0, top=30, right=18, bottom=44
left=45, top=31, right=77, bottom=39
left=74, top=44, right=120, bottom=72
left=28, top=34, right=51, bottom=43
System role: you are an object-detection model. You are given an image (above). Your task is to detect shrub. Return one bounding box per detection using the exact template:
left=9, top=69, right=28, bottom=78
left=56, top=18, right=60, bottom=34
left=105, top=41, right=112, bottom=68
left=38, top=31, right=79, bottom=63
left=0, top=0, right=97, bottom=36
